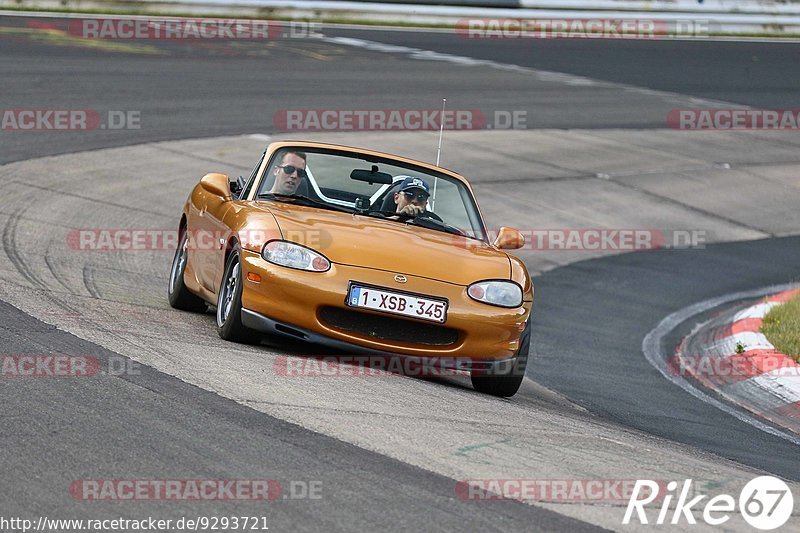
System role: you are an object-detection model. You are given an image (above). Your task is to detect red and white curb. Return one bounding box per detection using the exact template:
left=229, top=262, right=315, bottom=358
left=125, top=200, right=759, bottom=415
left=671, top=289, right=800, bottom=436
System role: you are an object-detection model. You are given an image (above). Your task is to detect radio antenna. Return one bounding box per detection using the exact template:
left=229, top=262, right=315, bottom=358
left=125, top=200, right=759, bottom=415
left=432, top=98, right=446, bottom=211
left=436, top=98, right=446, bottom=167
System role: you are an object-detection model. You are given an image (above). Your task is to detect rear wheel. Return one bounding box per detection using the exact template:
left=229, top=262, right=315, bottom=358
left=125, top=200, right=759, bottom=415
left=216, top=247, right=262, bottom=344
left=168, top=228, right=207, bottom=312
left=471, top=316, right=531, bottom=398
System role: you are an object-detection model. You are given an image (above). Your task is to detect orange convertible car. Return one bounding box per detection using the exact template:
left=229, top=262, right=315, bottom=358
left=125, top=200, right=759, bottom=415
left=168, top=141, right=533, bottom=396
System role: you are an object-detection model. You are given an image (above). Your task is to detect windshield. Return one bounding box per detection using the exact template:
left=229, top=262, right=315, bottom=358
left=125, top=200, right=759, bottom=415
left=254, top=147, right=487, bottom=242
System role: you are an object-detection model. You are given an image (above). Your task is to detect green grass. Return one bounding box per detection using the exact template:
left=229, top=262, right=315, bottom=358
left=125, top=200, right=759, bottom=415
left=761, top=294, right=800, bottom=362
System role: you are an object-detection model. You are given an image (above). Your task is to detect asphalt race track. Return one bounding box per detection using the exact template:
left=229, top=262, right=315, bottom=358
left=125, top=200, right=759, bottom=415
left=531, top=236, right=800, bottom=479
left=1, top=14, right=799, bottom=532
left=4, top=18, right=800, bottom=164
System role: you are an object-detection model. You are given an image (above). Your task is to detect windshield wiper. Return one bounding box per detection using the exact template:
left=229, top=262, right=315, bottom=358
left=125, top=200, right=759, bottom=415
left=256, top=193, right=351, bottom=213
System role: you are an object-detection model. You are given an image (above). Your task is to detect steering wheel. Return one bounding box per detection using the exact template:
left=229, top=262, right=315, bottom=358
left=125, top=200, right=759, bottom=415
left=415, top=210, right=443, bottom=222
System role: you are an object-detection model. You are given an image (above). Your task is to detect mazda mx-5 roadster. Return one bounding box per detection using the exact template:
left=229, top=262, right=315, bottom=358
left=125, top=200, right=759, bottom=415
left=168, top=141, right=533, bottom=397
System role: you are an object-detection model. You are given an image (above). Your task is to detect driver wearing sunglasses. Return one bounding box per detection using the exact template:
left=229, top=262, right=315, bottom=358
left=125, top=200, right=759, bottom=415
left=393, top=176, right=431, bottom=217
left=270, top=150, right=308, bottom=195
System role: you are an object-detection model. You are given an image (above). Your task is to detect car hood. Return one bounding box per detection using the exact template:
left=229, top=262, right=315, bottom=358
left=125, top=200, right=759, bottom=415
left=255, top=202, right=510, bottom=285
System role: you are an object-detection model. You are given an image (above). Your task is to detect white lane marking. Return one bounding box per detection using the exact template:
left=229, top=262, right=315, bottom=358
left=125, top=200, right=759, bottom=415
left=708, top=331, right=774, bottom=355
left=642, top=283, right=800, bottom=447
left=248, top=133, right=272, bottom=141
left=734, top=302, right=780, bottom=321
left=320, top=36, right=742, bottom=107
left=751, top=372, right=800, bottom=404
left=724, top=378, right=800, bottom=411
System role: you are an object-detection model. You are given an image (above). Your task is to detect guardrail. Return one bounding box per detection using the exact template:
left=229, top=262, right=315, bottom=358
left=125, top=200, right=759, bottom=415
left=147, top=0, right=800, bottom=15
left=4, top=0, right=800, bottom=35
left=517, top=0, right=800, bottom=14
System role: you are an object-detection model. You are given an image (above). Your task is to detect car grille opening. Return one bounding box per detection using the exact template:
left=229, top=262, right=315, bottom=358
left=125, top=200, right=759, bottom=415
left=319, top=307, right=459, bottom=346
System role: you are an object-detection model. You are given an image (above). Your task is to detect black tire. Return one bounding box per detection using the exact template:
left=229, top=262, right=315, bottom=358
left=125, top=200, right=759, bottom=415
left=471, top=316, right=531, bottom=398
left=216, top=247, right=262, bottom=344
left=168, top=228, right=207, bottom=312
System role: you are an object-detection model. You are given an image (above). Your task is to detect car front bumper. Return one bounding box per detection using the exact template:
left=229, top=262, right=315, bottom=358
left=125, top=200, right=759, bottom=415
left=241, top=307, right=518, bottom=374
left=239, top=249, right=532, bottom=364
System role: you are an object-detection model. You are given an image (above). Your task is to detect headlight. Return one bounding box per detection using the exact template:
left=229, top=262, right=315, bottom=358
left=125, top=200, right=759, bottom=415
left=262, top=241, right=330, bottom=272
left=467, top=280, right=523, bottom=308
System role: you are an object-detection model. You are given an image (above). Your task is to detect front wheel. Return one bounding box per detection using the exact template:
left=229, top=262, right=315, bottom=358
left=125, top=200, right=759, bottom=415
left=471, top=316, right=531, bottom=397
left=216, top=247, right=262, bottom=344
left=168, top=228, right=207, bottom=312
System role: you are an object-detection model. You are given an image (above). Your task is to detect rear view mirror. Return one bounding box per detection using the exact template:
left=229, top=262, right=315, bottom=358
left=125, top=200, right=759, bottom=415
left=350, top=165, right=393, bottom=185
left=200, top=173, right=231, bottom=199
left=493, top=227, right=525, bottom=250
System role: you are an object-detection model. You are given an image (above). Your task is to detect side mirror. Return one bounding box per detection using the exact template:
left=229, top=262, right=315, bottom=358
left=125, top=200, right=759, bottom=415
left=200, top=173, right=231, bottom=199
left=230, top=175, right=247, bottom=199
left=493, top=227, right=525, bottom=250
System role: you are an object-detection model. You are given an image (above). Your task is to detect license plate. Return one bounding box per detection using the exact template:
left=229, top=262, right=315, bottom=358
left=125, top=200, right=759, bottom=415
left=347, top=284, right=447, bottom=323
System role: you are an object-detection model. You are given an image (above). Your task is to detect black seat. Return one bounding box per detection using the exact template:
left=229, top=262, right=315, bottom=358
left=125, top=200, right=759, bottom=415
left=295, top=179, right=311, bottom=198
left=378, top=183, right=403, bottom=212
left=260, top=173, right=313, bottom=199
left=376, top=182, right=443, bottom=222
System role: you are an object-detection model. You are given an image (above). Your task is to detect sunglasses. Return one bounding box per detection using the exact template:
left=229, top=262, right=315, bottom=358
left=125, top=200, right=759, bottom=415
left=277, top=165, right=308, bottom=178
left=403, top=191, right=429, bottom=202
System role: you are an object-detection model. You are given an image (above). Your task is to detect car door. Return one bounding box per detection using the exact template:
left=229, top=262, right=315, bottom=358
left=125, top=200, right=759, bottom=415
left=203, top=152, right=266, bottom=293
